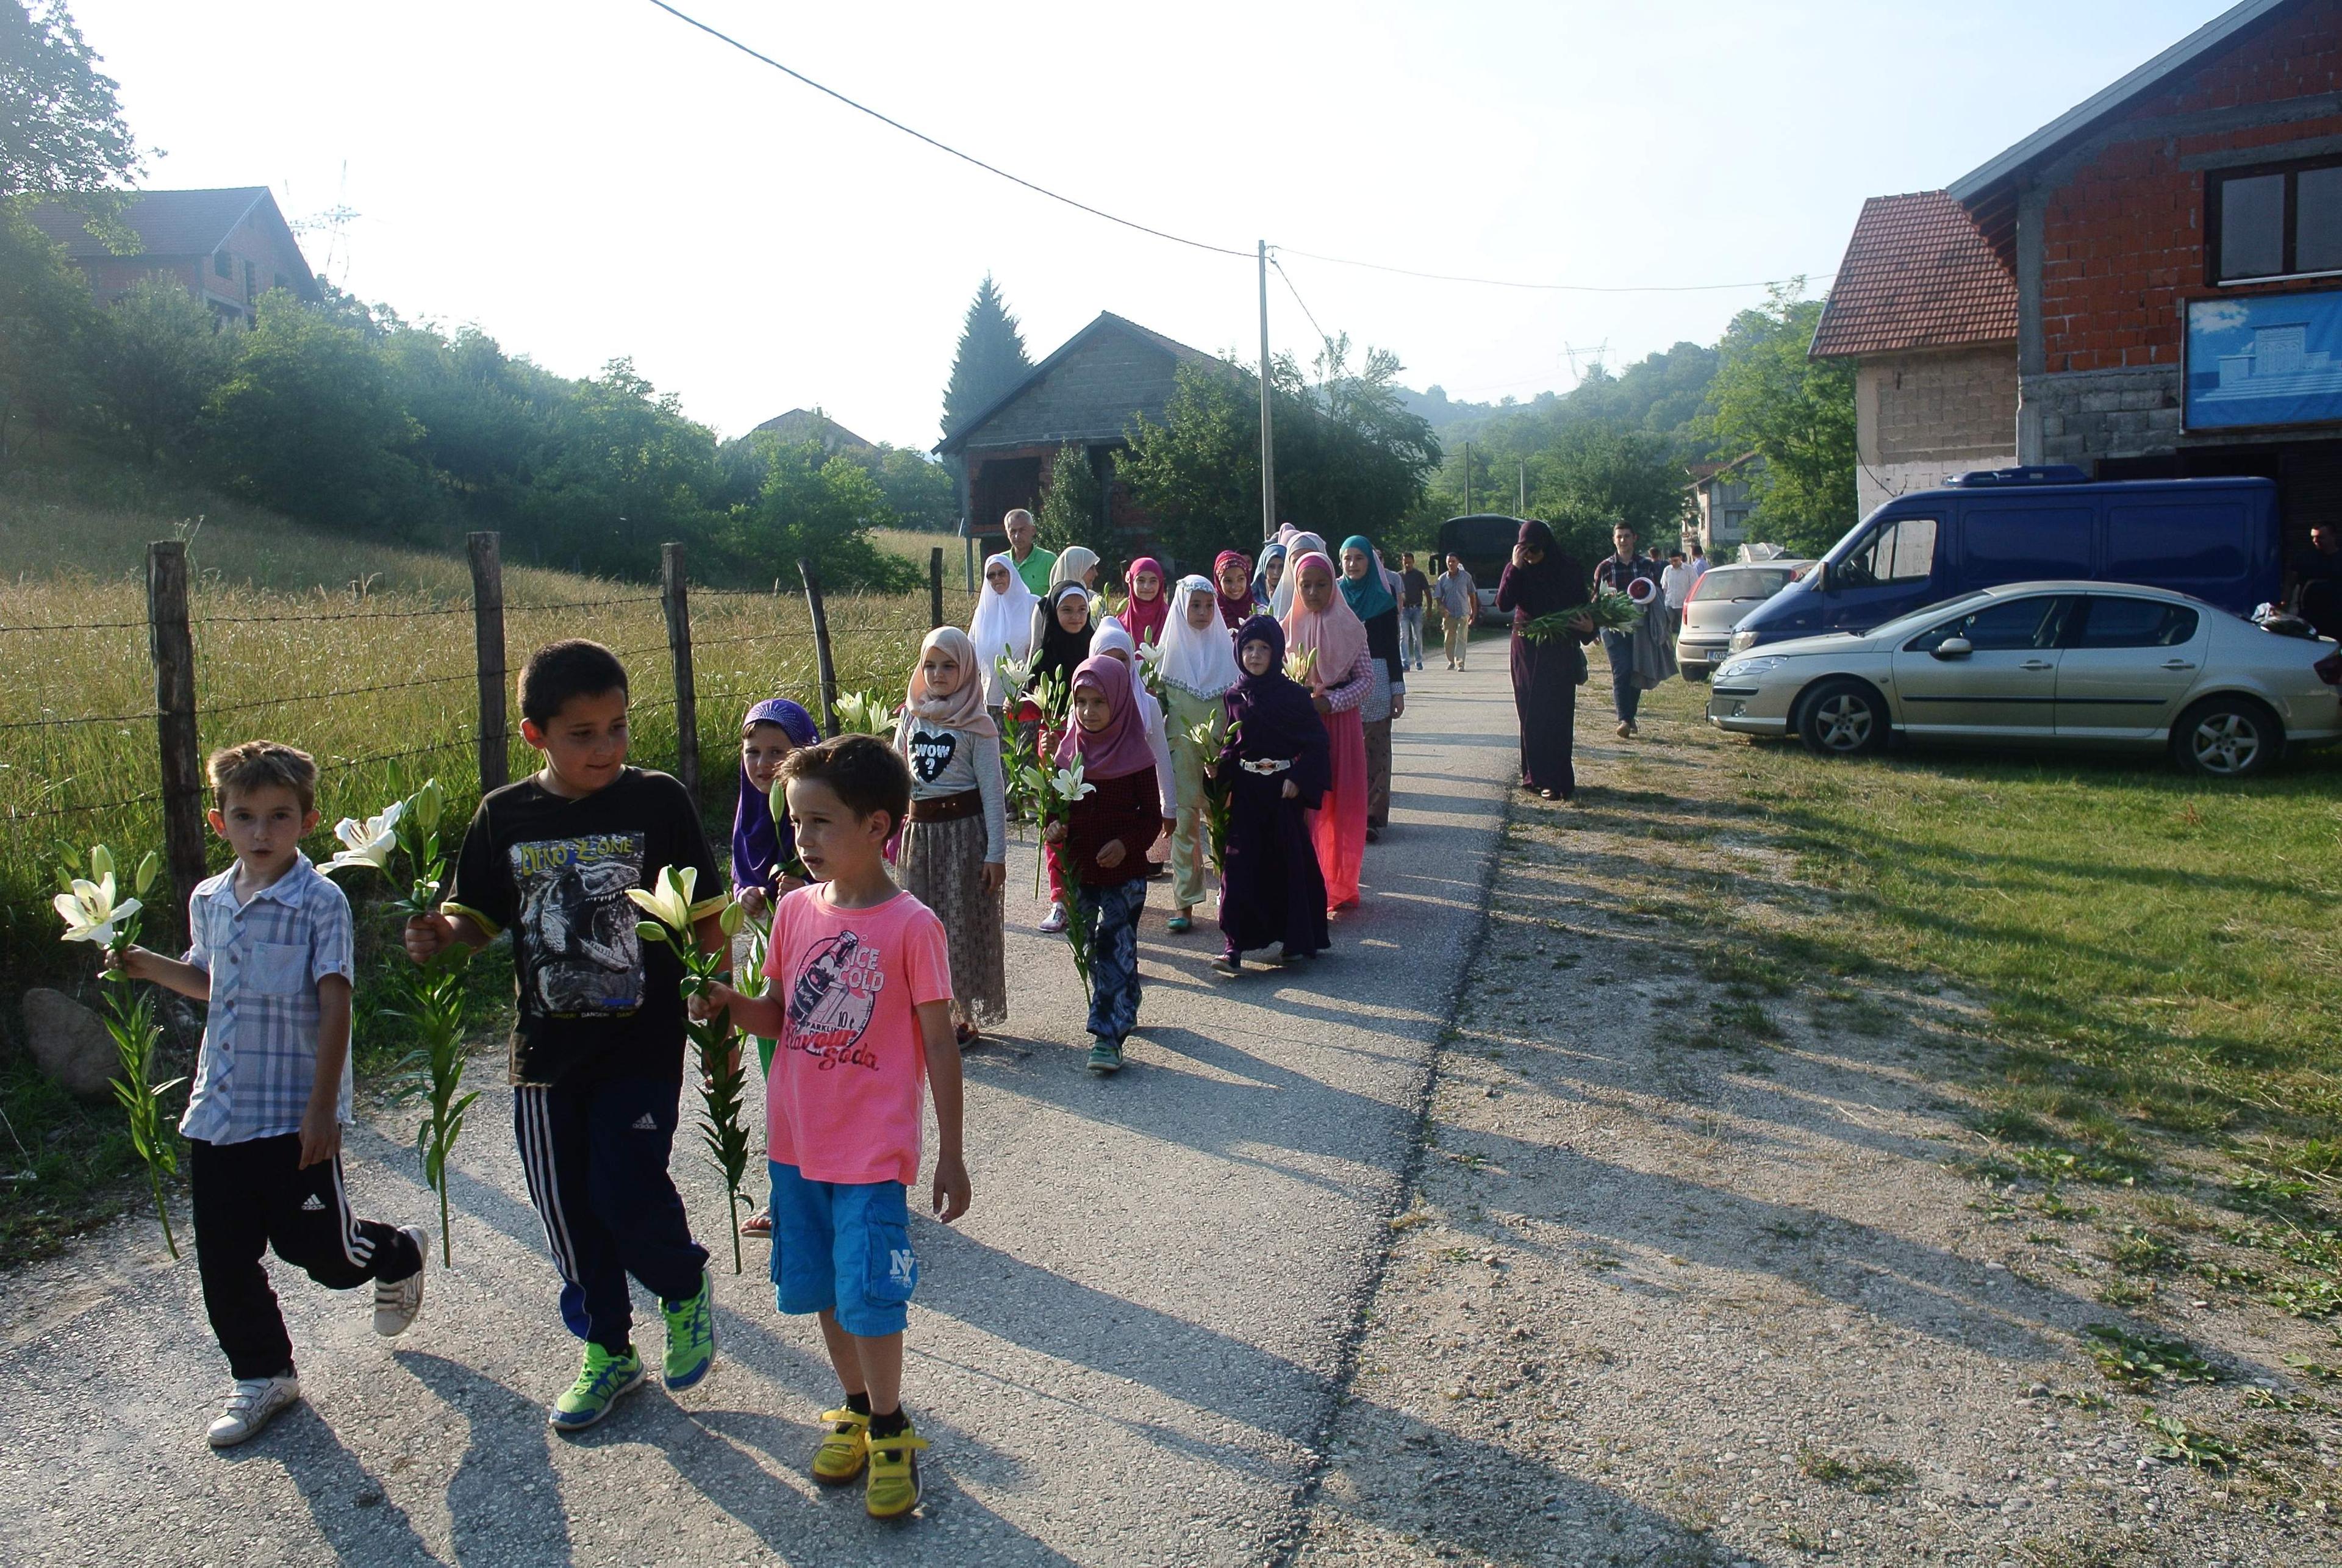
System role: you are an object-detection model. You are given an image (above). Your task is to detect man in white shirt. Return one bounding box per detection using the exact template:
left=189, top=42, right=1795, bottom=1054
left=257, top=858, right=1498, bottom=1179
left=1660, top=550, right=1697, bottom=639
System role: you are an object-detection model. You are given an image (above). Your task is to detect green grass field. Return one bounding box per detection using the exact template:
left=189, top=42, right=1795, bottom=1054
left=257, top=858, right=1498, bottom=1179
left=0, top=476, right=961, bottom=1261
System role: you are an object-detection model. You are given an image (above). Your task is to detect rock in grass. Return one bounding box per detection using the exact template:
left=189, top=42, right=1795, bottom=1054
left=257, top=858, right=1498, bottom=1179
left=21, top=989, right=118, bottom=1101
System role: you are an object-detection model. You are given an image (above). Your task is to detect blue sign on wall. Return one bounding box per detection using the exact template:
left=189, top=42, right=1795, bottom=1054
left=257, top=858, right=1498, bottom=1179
left=2185, top=289, right=2342, bottom=431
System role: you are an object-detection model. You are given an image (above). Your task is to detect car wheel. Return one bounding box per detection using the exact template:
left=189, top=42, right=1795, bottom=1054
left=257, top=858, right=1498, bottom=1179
left=2172, top=696, right=2280, bottom=779
left=1681, top=662, right=1710, bottom=683
left=1794, top=679, right=1886, bottom=758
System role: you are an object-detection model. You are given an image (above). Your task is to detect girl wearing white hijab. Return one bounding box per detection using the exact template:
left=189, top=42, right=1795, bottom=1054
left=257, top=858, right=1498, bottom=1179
left=1270, top=531, right=1328, bottom=620
left=1048, top=545, right=1101, bottom=593
left=969, top=551, right=1040, bottom=715
left=1088, top=618, right=1180, bottom=856
left=1155, top=575, right=1242, bottom=930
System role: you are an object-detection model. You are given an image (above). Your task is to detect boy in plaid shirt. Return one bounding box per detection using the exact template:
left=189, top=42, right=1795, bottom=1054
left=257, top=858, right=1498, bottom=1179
left=112, top=742, right=428, bottom=1448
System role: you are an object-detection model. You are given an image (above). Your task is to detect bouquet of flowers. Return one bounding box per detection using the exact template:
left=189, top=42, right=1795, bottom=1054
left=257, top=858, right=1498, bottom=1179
left=324, top=779, right=477, bottom=1266
left=1018, top=757, right=1098, bottom=970
left=1522, top=585, right=1645, bottom=643
left=1189, top=716, right=1237, bottom=882
left=628, top=866, right=754, bottom=1274
left=55, top=843, right=182, bottom=1258
left=831, top=690, right=897, bottom=737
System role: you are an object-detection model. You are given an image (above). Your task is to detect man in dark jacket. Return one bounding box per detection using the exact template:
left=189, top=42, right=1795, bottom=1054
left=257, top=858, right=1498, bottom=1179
left=1592, top=524, right=1663, bottom=737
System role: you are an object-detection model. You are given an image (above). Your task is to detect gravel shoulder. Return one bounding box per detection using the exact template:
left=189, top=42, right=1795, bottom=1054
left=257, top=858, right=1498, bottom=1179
left=1291, top=680, right=2342, bottom=1568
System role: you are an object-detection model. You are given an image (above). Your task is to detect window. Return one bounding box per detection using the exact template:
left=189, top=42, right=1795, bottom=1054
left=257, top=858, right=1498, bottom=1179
left=2211, top=156, right=2342, bottom=282
left=1836, top=515, right=1938, bottom=587
left=1907, top=595, right=2073, bottom=653
left=2105, top=503, right=2247, bottom=581
left=2071, top=596, right=2199, bottom=648
left=213, top=251, right=230, bottom=279
left=1961, top=505, right=2093, bottom=579
left=1691, top=567, right=1799, bottom=602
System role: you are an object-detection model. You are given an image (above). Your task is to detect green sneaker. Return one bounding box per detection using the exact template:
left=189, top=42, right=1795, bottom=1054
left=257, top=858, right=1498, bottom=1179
left=549, top=1342, right=645, bottom=1433
left=662, top=1270, right=717, bottom=1392
left=1086, top=1037, right=1123, bottom=1075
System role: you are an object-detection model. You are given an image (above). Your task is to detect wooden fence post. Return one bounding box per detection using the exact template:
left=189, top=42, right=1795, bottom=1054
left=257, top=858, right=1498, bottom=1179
left=146, top=542, right=206, bottom=911
left=798, top=559, right=839, bottom=737
left=661, top=542, right=699, bottom=804
left=929, top=546, right=945, bottom=629
left=467, top=531, right=507, bottom=798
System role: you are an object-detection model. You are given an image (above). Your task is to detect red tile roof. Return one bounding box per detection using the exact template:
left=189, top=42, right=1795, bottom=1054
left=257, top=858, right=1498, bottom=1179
left=1809, top=191, right=2017, bottom=359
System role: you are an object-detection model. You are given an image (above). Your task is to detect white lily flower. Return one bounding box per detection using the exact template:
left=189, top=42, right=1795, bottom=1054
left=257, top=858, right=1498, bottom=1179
left=1048, top=764, right=1097, bottom=803
left=322, top=800, right=403, bottom=877
left=55, top=873, right=140, bottom=945
left=626, top=864, right=698, bottom=933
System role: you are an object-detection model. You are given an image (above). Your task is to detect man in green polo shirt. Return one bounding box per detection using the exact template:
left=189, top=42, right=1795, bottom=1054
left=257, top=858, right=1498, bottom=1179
left=1004, top=508, right=1056, bottom=596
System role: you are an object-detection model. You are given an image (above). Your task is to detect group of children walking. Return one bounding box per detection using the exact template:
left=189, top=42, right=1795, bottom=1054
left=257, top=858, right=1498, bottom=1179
left=104, top=524, right=1422, bottom=1523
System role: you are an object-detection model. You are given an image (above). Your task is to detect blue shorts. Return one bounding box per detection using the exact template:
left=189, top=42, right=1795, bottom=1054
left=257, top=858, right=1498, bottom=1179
left=767, top=1161, right=917, bottom=1337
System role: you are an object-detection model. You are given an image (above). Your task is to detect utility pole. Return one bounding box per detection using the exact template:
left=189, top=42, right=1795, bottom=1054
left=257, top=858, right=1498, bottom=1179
left=1258, top=240, right=1277, bottom=541
left=1463, top=441, right=1473, bottom=516
left=1519, top=459, right=1528, bottom=517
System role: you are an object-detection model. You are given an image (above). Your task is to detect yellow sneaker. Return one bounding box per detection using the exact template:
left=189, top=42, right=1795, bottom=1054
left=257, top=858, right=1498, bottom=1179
left=811, top=1405, right=870, bottom=1485
left=864, top=1420, right=930, bottom=1519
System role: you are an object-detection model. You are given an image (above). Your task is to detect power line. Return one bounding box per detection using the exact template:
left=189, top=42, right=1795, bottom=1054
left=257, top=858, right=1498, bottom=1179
left=1269, top=256, right=1334, bottom=354
left=642, top=1, right=1252, bottom=260
left=642, top=2, right=1843, bottom=298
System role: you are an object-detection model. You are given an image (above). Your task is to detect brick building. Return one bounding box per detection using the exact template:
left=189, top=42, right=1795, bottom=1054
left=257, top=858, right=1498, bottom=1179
left=936, top=310, right=1231, bottom=559
left=26, top=187, right=320, bottom=327
left=1816, top=0, right=2342, bottom=548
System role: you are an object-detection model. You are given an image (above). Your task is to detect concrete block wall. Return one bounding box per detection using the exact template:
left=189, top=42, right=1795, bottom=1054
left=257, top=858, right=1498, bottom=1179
left=2021, top=365, right=2185, bottom=465
left=1865, top=348, right=2021, bottom=464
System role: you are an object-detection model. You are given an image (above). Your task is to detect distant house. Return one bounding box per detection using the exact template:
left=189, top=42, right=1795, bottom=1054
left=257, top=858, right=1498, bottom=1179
left=935, top=310, right=1230, bottom=557
left=751, top=408, right=875, bottom=456
left=24, top=187, right=321, bottom=328
left=1810, top=191, right=2020, bottom=515
left=1685, top=453, right=1765, bottom=554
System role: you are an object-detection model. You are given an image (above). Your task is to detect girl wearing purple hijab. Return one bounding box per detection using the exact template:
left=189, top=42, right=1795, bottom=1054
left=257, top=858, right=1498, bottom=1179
left=730, top=696, right=818, bottom=1238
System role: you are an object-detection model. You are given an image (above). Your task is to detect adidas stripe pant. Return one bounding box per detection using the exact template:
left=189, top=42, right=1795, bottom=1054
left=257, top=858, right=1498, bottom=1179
left=189, top=1133, right=421, bottom=1380
left=514, top=1075, right=707, bottom=1356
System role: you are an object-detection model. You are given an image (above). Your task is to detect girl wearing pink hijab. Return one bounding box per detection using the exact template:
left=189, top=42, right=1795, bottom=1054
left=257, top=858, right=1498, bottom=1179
left=1115, top=556, right=1170, bottom=650
left=1047, top=654, right=1170, bottom=1073
left=1281, top=551, right=1374, bottom=912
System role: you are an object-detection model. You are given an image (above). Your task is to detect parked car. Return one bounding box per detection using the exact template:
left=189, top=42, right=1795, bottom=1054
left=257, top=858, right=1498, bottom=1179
left=1676, top=559, right=1813, bottom=681
left=1706, top=581, right=2342, bottom=778
left=1434, top=513, right=1531, bottom=619
left=1728, top=468, right=2283, bottom=654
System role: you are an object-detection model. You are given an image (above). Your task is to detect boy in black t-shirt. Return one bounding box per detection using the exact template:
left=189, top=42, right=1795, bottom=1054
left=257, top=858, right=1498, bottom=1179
left=404, top=639, right=728, bottom=1433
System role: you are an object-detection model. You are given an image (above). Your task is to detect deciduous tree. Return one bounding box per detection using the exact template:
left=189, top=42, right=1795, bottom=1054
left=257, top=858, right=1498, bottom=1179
left=1708, top=284, right=1857, bottom=556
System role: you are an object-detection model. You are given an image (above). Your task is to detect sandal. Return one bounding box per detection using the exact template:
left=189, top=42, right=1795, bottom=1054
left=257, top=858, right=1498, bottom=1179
left=955, top=1021, right=981, bottom=1048
left=740, top=1209, right=772, bottom=1237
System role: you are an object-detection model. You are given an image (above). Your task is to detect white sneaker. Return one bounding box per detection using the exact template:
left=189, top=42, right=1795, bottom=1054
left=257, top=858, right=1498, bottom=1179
left=207, top=1372, right=301, bottom=1448
left=1038, top=903, right=1069, bottom=934
left=372, top=1225, right=429, bottom=1336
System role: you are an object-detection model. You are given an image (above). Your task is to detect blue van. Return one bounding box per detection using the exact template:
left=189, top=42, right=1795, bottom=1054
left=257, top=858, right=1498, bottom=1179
left=1728, top=468, right=2283, bottom=653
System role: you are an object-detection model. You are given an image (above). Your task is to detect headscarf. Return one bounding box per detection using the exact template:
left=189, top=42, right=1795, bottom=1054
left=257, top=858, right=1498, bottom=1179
left=1117, top=556, right=1169, bottom=649
left=1090, top=616, right=1137, bottom=662
left=1504, top=518, right=1577, bottom=621
left=1032, top=582, right=1095, bottom=686
left=1250, top=542, right=1287, bottom=612
left=969, top=550, right=1037, bottom=705
left=1338, top=534, right=1397, bottom=621
left=1270, top=531, right=1327, bottom=619
left=903, top=626, right=997, bottom=740
left=732, top=697, right=820, bottom=892
left=1213, top=550, right=1256, bottom=628
left=1282, top=551, right=1368, bottom=689
left=1049, top=545, right=1100, bottom=592
left=1156, top=575, right=1241, bottom=699
left=1055, top=653, right=1156, bottom=781
left=1226, top=615, right=1323, bottom=760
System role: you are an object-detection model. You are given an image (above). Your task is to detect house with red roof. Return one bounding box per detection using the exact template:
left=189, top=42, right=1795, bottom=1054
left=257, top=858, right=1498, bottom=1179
left=1814, top=0, right=2342, bottom=546
left=25, top=187, right=320, bottom=328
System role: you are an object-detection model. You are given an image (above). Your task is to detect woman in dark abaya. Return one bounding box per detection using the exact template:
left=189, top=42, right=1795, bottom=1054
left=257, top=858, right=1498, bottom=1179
left=1212, top=615, right=1332, bottom=973
left=1495, top=519, right=1594, bottom=800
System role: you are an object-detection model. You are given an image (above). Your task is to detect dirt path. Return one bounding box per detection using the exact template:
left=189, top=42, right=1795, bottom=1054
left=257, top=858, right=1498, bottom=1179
left=1291, top=679, right=2341, bottom=1568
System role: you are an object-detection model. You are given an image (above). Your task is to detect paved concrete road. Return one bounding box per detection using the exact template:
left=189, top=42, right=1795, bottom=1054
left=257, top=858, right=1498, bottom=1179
left=0, top=663, right=1517, bottom=1567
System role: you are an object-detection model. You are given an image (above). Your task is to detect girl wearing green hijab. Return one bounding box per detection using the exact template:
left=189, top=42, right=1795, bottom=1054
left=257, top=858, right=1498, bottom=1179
left=1337, top=535, right=1407, bottom=840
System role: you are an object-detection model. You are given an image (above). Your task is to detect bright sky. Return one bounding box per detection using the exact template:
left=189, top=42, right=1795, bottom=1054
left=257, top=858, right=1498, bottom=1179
left=73, top=0, right=2233, bottom=448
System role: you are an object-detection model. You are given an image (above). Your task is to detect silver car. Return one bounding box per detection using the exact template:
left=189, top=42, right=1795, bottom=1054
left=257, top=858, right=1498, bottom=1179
left=1705, top=581, right=2342, bottom=778
left=1677, top=560, right=1813, bottom=681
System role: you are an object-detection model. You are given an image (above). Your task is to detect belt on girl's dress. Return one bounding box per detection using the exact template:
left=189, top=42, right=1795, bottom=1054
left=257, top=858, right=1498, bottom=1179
left=1239, top=757, right=1293, bottom=776
left=908, top=788, right=983, bottom=823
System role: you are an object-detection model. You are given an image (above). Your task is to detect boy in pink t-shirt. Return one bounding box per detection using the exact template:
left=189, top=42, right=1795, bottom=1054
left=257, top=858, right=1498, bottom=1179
left=698, top=736, right=969, bottom=1521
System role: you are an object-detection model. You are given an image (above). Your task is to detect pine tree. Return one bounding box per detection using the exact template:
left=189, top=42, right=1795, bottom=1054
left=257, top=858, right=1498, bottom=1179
left=940, top=274, right=1033, bottom=439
